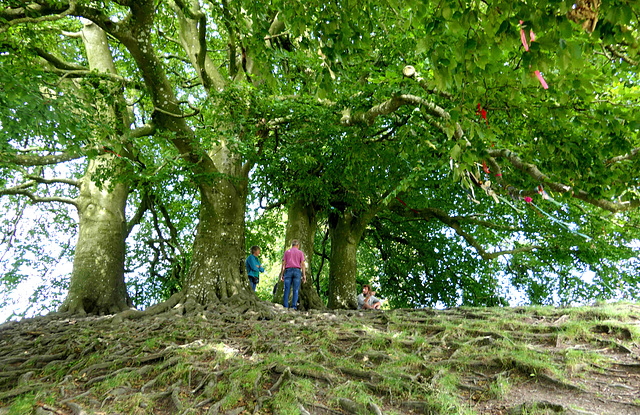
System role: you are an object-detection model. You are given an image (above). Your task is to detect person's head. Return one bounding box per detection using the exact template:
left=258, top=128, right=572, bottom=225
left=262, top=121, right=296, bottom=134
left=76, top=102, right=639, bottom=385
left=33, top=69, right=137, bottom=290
left=291, top=239, right=299, bottom=247
left=362, top=284, right=372, bottom=295
left=250, top=245, right=261, bottom=256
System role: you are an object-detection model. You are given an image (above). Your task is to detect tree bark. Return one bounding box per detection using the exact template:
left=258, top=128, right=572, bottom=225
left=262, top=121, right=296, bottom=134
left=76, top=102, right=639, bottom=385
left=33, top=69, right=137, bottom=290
left=184, top=173, right=250, bottom=303
left=273, top=200, right=324, bottom=310
left=60, top=22, right=132, bottom=315
left=327, top=211, right=367, bottom=310
left=61, top=158, right=131, bottom=315
left=171, top=3, right=256, bottom=304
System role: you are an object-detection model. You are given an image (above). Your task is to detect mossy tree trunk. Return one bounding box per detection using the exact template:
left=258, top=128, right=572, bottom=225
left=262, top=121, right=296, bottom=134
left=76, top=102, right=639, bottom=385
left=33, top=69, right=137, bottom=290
left=327, top=210, right=369, bottom=309
left=184, top=165, right=251, bottom=303
left=273, top=200, right=324, bottom=310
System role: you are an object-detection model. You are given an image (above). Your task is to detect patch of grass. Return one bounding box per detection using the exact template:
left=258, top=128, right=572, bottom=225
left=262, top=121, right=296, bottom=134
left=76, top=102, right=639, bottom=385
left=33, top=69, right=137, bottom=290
left=109, top=393, right=152, bottom=415
left=229, top=366, right=262, bottom=393
left=499, top=345, right=560, bottom=378
left=375, top=368, right=413, bottom=397
left=219, top=385, right=243, bottom=411
left=425, top=391, right=474, bottom=415
left=93, top=370, right=141, bottom=396
left=143, top=337, right=161, bottom=351
left=332, top=380, right=376, bottom=412
left=487, top=373, right=511, bottom=399
left=563, top=349, right=609, bottom=375
left=42, top=361, right=72, bottom=382
left=6, top=392, right=38, bottom=415
left=570, top=303, right=635, bottom=322
left=393, top=350, right=424, bottom=369
left=270, top=378, right=315, bottom=414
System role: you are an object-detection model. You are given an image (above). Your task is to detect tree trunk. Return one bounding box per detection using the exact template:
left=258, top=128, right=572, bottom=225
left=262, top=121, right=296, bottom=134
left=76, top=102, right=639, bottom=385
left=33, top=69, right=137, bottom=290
left=327, top=211, right=366, bottom=309
left=273, top=200, right=325, bottom=310
left=171, top=5, right=255, bottom=305
left=183, top=156, right=250, bottom=304
left=61, top=159, right=131, bottom=315
left=60, top=22, right=132, bottom=315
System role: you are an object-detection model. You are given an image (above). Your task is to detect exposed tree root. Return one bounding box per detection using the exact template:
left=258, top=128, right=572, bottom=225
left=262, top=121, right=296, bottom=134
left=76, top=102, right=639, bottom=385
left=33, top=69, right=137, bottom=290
left=338, top=397, right=359, bottom=414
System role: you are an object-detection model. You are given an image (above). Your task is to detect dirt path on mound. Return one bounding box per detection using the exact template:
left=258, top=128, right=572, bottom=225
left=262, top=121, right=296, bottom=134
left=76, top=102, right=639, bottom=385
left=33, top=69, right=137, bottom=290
left=0, top=302, right=638, bottom=414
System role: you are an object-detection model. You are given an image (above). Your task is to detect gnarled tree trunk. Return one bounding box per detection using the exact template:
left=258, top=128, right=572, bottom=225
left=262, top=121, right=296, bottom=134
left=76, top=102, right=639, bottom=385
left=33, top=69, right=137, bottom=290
left=184, top=171, right=250, bottom=303
left=273, top=200, right=324, bottom=310
left=172, top=2, right=257, bottom=305
left=327, top=210, right=367, bottom=309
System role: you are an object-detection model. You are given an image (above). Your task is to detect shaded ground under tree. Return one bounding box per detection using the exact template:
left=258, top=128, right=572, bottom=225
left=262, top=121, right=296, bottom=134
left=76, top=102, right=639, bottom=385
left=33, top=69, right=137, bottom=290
left=0, top=301, right=638, bottom=414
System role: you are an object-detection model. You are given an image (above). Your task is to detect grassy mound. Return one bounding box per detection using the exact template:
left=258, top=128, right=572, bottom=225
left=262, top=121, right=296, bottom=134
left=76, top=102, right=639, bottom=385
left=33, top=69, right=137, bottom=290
left=0, top=302, right=639, bottom=414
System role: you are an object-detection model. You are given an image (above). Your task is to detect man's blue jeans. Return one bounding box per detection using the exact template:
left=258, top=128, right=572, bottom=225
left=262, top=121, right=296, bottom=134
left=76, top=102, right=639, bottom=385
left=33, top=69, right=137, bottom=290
left=283, top=268, right=301, bottom=309
left=250, top=277, right=257, bottom=292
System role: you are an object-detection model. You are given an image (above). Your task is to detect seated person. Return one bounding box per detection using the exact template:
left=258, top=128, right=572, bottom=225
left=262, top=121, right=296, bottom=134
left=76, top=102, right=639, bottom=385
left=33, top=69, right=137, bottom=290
left=357, top=284, right=382, bottom=310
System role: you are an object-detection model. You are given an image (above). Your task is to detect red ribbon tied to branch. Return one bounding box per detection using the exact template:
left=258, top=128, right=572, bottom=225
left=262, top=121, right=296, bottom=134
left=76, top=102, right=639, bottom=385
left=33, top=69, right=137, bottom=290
left=519, top=20, right=549, bottom=90
left=396, top=196, right=420, bottom=215
left=482, top=160, right=490, bottom=174
left=476, top=103, right=488, bottom=127
left=103, top=146, right=121, bottom=158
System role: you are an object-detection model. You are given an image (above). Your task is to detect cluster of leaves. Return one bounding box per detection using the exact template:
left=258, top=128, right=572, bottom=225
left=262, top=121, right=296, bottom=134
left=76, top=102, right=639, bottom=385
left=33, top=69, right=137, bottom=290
left=1, top=0, right=640, bottom=317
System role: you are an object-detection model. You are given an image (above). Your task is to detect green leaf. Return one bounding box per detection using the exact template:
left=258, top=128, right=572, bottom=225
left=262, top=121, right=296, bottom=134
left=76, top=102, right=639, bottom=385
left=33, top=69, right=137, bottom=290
left=450, top=143, right=461, bottom=159
left=416, top=38, right=428, bottom=54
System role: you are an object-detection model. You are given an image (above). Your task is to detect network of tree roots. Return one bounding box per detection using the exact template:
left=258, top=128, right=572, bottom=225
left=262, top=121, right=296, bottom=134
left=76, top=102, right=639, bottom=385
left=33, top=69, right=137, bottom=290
left=0, top=301, right=639, bottom=415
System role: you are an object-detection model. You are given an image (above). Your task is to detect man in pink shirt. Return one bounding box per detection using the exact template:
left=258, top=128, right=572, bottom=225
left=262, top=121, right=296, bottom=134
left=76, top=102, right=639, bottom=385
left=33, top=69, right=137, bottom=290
left=280, top=239, right=306, bottom=310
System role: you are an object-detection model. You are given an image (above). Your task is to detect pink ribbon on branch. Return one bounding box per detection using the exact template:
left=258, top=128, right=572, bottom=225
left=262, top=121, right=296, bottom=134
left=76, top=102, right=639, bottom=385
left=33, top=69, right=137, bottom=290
left=519, top=20, right=548, bottom=90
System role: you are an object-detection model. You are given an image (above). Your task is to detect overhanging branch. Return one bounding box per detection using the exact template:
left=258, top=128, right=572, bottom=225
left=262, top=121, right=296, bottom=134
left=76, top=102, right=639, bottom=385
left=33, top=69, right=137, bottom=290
left=341, top=93, right=464, bottom=140
left=46, top=68, right=138, bottom=86
left=605, top=147, right=639, bottom=165
left=130, top=123, right=155, bottom=138
left=35, top=47, right=86, bottom=71
left=488, top=148, right=640, bottom=213
left=402, top=65, right=453, bottom=99
left=0, top=1, right=77, bottom=33
left=26, top=175, right=80, bottom=188
left=2, top=149, right=87, bottom=166
left=0, top=186, right=78, bottom=208
left=390, top=203, right=539, bottom=260
left=127, top=190, right=151, bottom=236
left=604, top=44, right=638, bottom=66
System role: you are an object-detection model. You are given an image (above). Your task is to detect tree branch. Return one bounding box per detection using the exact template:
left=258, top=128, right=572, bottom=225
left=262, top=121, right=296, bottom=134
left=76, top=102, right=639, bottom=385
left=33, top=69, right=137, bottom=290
left=605, top=147, right=639, bottom=165
left=46, top=68, right=138, bottom=86
left=74, top=3, right=130, bottom=40
left=26, top=175, right=80, bottom=188
left=2, top=149, right=87, bottom=166
left=389, top=203, right=539, bottom=260
left=604, top=44, right=638, bottom=66
left=0, top=1, right=77, bottom=33
left=173, top=0, right=213, bottom=90
left=488, top=148, right=640, bottom=213
left=127, top=191, right=152, bottom=236
left=130, top=123, right=156, bottom=138
left=0, top=187, right=78, bottom=208
left=34, top=47, right=86, bottom=71
left=402, top=65, right=453, bottom=99
left=341, top=94, right=464, bottom=140
left=219, top=0, right=238, bottom=79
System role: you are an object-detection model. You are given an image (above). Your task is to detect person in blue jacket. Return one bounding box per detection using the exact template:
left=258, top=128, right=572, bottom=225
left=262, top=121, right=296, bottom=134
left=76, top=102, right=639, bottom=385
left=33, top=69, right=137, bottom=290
left=245, top=245, right=265, bottom=291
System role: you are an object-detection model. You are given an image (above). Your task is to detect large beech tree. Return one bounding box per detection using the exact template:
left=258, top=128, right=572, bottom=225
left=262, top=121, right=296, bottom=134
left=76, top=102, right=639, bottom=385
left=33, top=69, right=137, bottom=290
left=0, top=21, right=153, bottom=315
left=2, top=0, right=640, bottom=313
